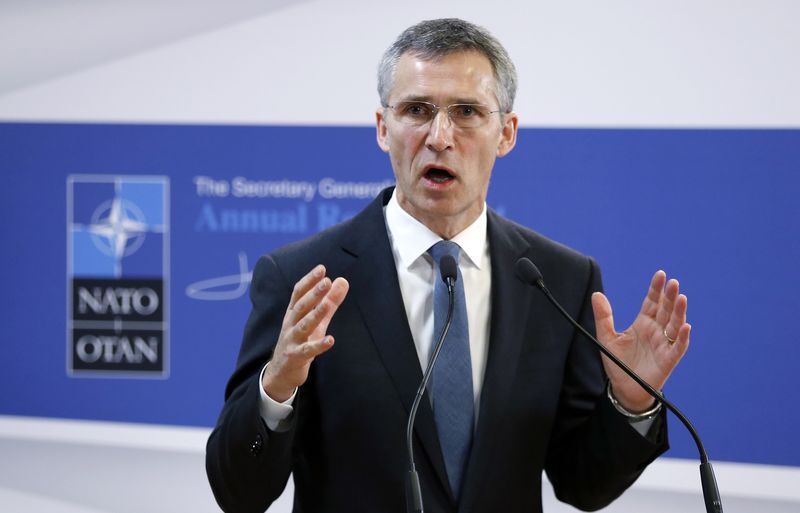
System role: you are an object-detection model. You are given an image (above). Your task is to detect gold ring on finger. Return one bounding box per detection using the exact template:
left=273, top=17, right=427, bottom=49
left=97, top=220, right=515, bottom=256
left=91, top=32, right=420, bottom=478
left=663, top=328, right=677, bottom=344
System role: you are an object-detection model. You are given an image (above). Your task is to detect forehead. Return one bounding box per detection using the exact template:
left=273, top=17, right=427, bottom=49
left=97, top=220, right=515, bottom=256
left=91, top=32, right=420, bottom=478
left=390, top=50, right=498, bottom=104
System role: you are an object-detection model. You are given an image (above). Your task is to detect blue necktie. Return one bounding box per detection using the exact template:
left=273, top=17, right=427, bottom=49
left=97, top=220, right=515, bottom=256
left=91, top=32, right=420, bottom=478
left=428, top=240, right=474, bottom=499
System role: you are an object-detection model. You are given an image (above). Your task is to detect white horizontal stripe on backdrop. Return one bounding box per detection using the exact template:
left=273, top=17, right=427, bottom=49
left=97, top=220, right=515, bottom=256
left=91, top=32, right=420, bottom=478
left=0, top=0, right=798, bottom=127
left=1, top=415, right=799, bottom=513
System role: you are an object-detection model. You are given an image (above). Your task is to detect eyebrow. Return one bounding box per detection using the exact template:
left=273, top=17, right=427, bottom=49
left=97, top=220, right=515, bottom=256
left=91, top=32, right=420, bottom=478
left=397, top=95, right=434, bottom=103
left=398, top=95, right=485, bottom=105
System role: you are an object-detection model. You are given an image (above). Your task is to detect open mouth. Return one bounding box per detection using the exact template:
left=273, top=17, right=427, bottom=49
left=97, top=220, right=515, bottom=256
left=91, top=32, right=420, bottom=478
left=424, top=167, right=455, bottom=184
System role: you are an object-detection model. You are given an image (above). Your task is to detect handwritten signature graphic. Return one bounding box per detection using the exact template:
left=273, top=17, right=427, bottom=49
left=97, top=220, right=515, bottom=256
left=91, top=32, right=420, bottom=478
left=185, top=252, right=252, bottom=301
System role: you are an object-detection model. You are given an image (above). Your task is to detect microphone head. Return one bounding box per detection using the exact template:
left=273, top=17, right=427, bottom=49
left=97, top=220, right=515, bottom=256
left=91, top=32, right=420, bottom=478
left=515, top=257, right=544, bottom=287
left=439, top=255, right=458, bottom=283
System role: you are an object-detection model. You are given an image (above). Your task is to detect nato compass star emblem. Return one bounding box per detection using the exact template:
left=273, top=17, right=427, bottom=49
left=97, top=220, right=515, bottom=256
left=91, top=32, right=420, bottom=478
left=88, top=196, right=150, bottom=260
left=68, top=176, right=168, bottom=280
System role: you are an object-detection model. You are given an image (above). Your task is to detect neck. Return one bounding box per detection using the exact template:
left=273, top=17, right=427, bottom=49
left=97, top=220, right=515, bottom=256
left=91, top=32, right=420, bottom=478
left=423, top=217, right=472, bottom=240
left=395, top=198, right=483, bottom=240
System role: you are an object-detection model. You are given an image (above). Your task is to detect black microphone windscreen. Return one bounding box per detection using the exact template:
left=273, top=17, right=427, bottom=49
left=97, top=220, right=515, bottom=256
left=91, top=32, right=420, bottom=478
left=515, top=257, right=543, bottom=286
left=440, top=255, right=458, bottom=283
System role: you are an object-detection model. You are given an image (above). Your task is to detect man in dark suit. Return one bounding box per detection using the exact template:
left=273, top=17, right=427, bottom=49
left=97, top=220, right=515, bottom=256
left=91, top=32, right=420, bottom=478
left=206, top=18, right=690, bottom=513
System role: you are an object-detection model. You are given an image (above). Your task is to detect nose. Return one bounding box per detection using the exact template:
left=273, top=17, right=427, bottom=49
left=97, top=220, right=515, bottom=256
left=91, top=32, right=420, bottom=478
left=425, top=110, right=454, bottom=152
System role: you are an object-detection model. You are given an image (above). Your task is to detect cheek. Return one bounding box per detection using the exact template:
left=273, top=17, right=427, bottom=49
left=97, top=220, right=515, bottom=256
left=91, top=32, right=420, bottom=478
left=471, top=148, right=498, bottom=188
left=392, top=134, right=420, bottom=163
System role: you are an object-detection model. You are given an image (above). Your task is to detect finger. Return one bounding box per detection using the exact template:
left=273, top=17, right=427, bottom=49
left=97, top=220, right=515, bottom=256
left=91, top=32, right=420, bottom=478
left=293, top=286, right=336, bottom=339
left=591, top=292, right=617, bottom=343
left=292, top=277, right=349, bottom=339
left=314, top=277, right=351, bottom=336
left=327, top=277, right=350, bottom=307
left=673, top=323, right=691, bottom=356
left=664, top=323, right=691, bottom=365
left=287, top=335, right=336, bottom=362
left=664, top=293, right=688, bottom=342
left=286, top=274, right=332, bottom=327
left=288, top=264, right=326, bottom=310
left=639, top=271, right=667, bottom=319
left=655, top=278, right=680, bottom=328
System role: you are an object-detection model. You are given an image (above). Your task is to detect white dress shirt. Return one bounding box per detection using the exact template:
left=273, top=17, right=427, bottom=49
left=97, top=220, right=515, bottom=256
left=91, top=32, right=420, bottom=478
left=383, top=190, right=491, bottom=419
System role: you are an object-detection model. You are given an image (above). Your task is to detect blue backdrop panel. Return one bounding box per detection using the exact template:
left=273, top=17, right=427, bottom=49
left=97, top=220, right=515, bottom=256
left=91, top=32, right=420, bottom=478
left=0, top=123, right=797, bottom=468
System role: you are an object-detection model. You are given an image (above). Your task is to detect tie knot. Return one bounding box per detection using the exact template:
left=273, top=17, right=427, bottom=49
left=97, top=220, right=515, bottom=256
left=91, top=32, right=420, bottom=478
left=428, top=240, right=461, bottom=265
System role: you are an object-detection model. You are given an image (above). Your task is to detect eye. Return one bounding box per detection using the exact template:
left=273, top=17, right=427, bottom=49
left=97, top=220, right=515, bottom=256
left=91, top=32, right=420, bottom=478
left=400, top=102, right=433, bottom=118
left=451, top=104, right=483, bottom=118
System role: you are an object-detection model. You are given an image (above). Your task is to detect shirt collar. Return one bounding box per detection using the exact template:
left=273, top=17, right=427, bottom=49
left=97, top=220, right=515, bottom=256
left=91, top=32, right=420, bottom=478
left=385, top=189, right=488, bottom=270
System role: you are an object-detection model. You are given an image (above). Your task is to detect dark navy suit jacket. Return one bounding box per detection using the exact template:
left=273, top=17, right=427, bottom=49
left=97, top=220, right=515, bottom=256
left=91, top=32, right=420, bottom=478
left=206, top=187, right=667, bottom=513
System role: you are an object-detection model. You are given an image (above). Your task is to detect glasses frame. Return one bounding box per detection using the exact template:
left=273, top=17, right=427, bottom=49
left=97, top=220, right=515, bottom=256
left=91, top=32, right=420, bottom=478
left=385, top=100, right=504, bottom=129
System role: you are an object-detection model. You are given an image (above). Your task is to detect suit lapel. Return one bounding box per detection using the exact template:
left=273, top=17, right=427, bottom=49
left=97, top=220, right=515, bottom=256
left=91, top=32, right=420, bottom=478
left=340, top=190, right=451, bottom=499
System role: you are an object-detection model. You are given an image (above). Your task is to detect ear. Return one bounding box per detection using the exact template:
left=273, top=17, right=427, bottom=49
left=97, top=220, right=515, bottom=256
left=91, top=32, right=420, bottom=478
left=376, top=108, right=390, bottom=153
left=496, top=111, right=518, bottom=157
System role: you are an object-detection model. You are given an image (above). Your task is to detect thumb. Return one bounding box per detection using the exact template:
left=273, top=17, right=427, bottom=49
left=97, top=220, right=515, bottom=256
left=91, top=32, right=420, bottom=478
left=591, top=292, right=616, bottom=343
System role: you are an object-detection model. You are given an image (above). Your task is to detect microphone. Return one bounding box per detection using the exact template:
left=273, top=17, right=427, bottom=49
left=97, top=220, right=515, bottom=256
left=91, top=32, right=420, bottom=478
left=439, top=255, right=458, bottom=288
left=514, top=257, right=723, bottom=513
left=405, top=255, right=457, bottom=513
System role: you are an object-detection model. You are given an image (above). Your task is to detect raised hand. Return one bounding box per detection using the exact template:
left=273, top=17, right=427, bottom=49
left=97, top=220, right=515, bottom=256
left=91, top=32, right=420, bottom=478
left=262, top=264, right=349, bottom=402
left=591, top=271, right=690, bottom=413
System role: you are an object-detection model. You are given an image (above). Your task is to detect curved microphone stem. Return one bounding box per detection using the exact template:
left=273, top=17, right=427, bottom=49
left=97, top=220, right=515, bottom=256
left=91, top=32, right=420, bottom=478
left=516, top=258, right=722, bottom=513
left=405, top=275, right=455, bottom=513
left=540, top=283, right=707, bottom=458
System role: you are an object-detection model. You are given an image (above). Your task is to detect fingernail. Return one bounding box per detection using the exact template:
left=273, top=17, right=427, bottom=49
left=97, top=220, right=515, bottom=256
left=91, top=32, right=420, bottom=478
left=314, top=265, right=324, bottom=277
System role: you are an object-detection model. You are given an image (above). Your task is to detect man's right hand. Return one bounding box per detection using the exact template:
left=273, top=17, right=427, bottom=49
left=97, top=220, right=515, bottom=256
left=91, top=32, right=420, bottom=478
left=262, top=264, right=350, bottom=402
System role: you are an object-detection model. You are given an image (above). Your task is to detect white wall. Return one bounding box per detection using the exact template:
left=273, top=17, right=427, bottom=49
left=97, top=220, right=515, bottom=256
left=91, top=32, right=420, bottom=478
left=1, top=0, right=798, bottom=127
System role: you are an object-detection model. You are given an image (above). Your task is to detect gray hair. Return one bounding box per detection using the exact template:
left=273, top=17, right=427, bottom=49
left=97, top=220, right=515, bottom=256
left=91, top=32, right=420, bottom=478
left=377, top=18, right=517, bottom=113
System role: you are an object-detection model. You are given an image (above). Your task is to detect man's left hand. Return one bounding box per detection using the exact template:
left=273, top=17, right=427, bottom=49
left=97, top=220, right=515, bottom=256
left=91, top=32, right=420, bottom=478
left=591, top=271, right=690, bottom=413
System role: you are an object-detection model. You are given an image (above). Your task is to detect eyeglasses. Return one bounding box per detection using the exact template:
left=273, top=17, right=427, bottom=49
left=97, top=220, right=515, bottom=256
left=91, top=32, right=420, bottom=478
left=386, top=101, right=502, bottom=129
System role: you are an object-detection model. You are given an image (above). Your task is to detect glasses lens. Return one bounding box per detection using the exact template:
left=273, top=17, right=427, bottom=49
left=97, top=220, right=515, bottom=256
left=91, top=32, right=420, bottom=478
left=393, top=101, right=436, bottom=126
left=447, top=104, right=491, bottom=128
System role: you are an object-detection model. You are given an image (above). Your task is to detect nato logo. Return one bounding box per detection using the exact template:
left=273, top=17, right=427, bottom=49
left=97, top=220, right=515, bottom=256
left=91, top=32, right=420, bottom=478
left=67, top=176, right=169, bottom=377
